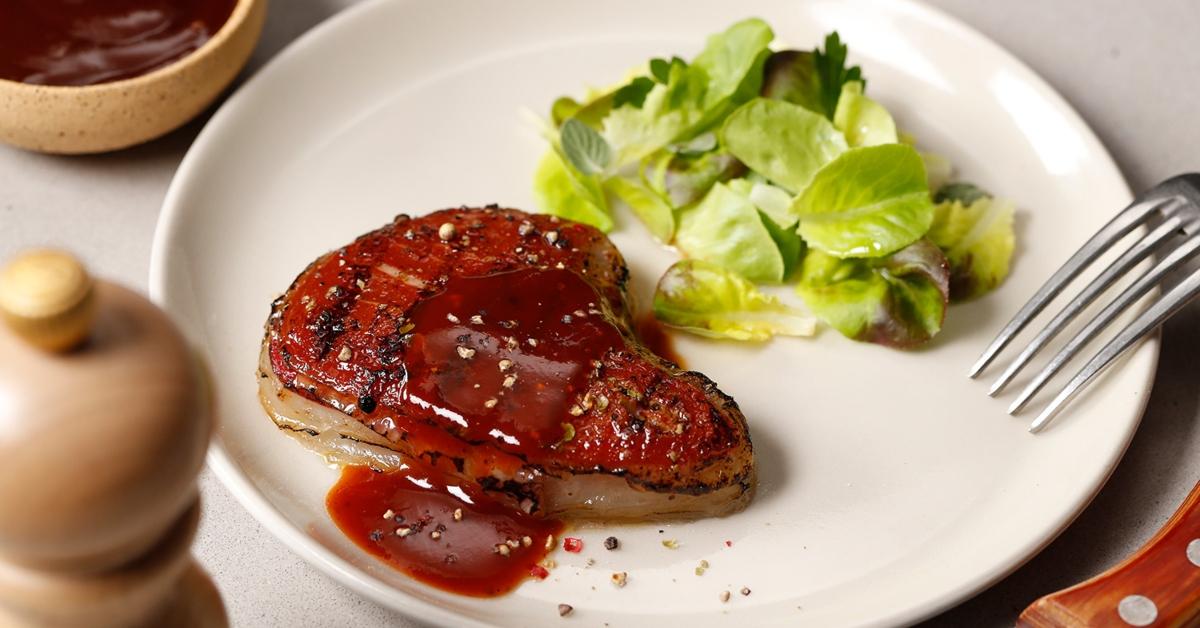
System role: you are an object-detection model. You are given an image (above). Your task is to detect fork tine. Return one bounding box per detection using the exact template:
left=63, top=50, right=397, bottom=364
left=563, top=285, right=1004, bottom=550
left=1030, top=262, right=1200, bottom=432
left=1009, top=234, right=1200, bottom=414
left=987, top=216, right=1184, bottom=395
left=968, top=197, right=1170, bottom=378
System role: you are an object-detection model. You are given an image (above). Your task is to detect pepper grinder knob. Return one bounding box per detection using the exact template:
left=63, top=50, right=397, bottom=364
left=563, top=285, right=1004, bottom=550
left=0, top=249, right=95, bottom=351
left=0, top=249, right=226, bottom=627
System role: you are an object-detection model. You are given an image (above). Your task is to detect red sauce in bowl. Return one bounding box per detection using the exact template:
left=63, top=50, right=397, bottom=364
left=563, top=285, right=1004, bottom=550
left=0, top=0, right=238, bottom=86
left=327, top=463, right=563, bottom=597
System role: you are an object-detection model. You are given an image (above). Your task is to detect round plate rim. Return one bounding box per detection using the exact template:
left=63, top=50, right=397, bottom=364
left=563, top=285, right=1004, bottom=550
left=149, top=0, right=1159, bottom=625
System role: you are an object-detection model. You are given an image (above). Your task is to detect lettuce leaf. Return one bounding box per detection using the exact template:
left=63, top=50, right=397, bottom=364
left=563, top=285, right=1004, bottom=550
left=602, top=18, right=773, bottom=167
left=605, top=175, right=675, bottom=242
left=832, top=81, right=897, bottom=147
left=791, top=143, right=934, bottom=258
left=758, top=208, right=805, bottom=278
left=532, top=150, right=613, bottom=231
left=759, top=32, right=863, bottom=119
left=689, top=17, right=775, bottom=129
left=796, top=239, right=950, bottom=347
left=644, top=150, right=745, bottom=209
left=928, top=193, right=1016, bottom=301
left=725, top=178, right=802, bottom=276
left=551, top=96, right=584, bottom=127
left=719, top=98, right=848, bottom=193
left=655, top=259, right=816, bottom=341
left=922, top=151, right=953, bottom=194
left=675, top=182, right=789, bottom=282
left=552, top=79, right=649, bottom=129
left=602, top=68, right=706, bottom=167
left=747, top=180, right=795, bottom=229
left=934, top=181, right=990, bottom=205
left=761, top=50, right=824, bottom=115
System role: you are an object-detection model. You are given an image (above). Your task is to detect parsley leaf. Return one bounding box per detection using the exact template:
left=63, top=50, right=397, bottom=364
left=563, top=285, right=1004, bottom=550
left=813, top=32, right=864, bottom=119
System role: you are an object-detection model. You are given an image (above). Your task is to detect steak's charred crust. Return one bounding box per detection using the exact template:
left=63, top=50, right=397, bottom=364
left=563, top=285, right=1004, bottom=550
left=264, top=207, right=754, bottom=515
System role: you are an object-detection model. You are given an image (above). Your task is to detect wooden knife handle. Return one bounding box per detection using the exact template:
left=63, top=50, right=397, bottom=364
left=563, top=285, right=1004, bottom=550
left=1018, top=480, right=1200, bottom=628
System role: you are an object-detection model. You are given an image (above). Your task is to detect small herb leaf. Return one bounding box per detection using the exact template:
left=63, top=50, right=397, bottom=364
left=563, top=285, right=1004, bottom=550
left=561, top=118, right=613, bottom=175
left=613, top=76, right=656, bottom=110
left=650, top=58, right=672, bottom=83
left=813, top=31, right=864, bottom=119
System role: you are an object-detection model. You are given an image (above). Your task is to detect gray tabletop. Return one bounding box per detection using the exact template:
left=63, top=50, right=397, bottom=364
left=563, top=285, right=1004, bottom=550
left=2, top=1, right=1198, bottom=626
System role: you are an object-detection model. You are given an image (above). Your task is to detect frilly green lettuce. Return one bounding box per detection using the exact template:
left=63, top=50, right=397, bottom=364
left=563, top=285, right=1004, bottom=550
left=655, top=259, right=816, bottom=341
left=928, top=191, right=1016, bottom=301
left=532, top=150, right=612, bottom=231
left=605, top=176, right=675, bottom=243
left=602, top=68, right=704, bottom=167
left=602, top=18, right=773, bottom=167
left=534, top=22, right=1015, bottom=351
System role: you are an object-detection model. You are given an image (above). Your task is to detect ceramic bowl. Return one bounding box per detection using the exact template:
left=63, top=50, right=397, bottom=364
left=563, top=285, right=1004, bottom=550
left=0, top=0, right=267, bottom=154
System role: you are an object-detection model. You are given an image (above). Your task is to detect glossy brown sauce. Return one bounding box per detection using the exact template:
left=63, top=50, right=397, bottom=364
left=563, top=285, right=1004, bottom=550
left=0, top=0, right=237, bottom=86
left=636, top=314, right=684, bottom=367
left=325, top=269, right=684, bottom=595
left=401, top=267, right=624, bottom=457
left=327, top=463, right=563, bottom=597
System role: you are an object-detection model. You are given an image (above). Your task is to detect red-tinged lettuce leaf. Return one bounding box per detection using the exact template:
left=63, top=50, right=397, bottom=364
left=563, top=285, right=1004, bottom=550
left=796, top=239, right=950, bottom=348
left=760, top=32, right=865, bottom=120
left=761, top=50, right=825, bottom=115
left=643, top=150, right=746, bottom=209
left=927, top=191, right=1016, bottom=302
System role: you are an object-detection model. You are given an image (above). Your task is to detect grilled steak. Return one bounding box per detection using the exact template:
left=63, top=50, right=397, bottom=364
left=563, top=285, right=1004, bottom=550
left=260, top=207, right=755, bottom=520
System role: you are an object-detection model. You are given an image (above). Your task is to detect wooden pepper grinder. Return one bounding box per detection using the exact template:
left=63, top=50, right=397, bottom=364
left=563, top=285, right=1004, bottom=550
left=0, top=250, right=226, bottom=627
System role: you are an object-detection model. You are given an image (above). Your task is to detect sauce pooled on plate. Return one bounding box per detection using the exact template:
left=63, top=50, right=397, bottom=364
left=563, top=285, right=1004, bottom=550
left=327, top=462, right=563, bottom=597
left=0, top=0, right=237, bottom=86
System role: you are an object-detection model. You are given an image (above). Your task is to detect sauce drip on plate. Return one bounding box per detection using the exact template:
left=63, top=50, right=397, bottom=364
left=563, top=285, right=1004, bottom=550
left=636, top=314, right=683, bottom=367
left=0, top=0, right=237, bottom=86
left=402, top=267, right=624, bottom=457
left=327, top=463, right=563, bottom=597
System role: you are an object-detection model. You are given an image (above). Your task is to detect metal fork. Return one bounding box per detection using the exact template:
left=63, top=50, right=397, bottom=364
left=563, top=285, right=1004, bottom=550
left=969, top=174, right=1200, bottom=433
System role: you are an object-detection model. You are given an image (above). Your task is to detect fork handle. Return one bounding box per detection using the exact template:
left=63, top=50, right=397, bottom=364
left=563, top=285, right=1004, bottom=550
left=1017, top=480, right=1200, bottom=627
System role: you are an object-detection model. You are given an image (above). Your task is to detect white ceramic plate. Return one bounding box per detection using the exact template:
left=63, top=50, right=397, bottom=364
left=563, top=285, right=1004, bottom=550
left=150, top=0, right=1158, bottom=625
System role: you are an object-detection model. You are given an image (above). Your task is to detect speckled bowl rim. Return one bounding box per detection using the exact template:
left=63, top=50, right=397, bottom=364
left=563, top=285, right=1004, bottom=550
left=0, top=0, right=259, bottom=93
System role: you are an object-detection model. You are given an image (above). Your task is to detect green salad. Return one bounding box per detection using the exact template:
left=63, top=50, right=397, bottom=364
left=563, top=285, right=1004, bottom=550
left=533, top=18, right=1015, bottom=349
